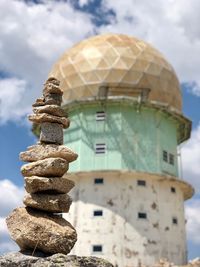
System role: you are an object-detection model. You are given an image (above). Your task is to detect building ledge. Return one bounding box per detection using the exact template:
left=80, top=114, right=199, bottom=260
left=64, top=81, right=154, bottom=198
left=66, top=169, right=194, bottom=200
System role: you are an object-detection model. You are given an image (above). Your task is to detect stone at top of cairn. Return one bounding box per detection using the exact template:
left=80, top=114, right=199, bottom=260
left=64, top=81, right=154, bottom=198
left=6, top=77, right=78, bottom=255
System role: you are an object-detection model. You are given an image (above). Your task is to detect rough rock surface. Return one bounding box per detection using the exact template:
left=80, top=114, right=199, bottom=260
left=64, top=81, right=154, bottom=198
left=21, top=158, right=68, bottom=177
left=6, top=207, right=77, bottom=255
left=6, top=77, right=79, bottom=256
left=24, top=176, right=75, bottom=194
left=24, top=193, right=72, bottom=212
left=28, top=113, right=70, bottom=128
left=33, top=105, right=66, bottom=117
left=43, top=81, right=63, bottom=96
left=32, top=97, right=45, bottom=107
left=0, top=252, right=114, bottom=267
left=20, top=144, right=78, bottom=162
left=40, top=122, right=63, bottom=144
left=44, top=92, right=62, bottom=106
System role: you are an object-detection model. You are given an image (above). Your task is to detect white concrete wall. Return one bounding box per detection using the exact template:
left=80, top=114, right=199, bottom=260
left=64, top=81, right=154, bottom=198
left=64, top=171, right=189, bottom=267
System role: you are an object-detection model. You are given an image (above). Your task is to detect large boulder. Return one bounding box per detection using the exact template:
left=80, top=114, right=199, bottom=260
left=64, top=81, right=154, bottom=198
left=0, top=252, right=114, bottom=267
left=20, top=144, right=78, bottom=162
left=28, top=113, right=69, bottom=128
left=21, top=158, right=68, bottom=177
left=23, top=193, right=72, bottom=212
left=24, top=176, right=75, bottom=194
left=40, top=122, right=64, bottom=144
left=33, top=105, right=66, bottom=117
left=6, top=207, right=77, bottom=255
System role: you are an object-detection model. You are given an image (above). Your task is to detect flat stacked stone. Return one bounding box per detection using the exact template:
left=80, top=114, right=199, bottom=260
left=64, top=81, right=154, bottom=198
left=6, top=77, right=78, bottom=255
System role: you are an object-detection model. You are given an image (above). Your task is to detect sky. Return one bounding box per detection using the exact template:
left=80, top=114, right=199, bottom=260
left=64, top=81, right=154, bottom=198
left=0, top=0, right=200, bottom=260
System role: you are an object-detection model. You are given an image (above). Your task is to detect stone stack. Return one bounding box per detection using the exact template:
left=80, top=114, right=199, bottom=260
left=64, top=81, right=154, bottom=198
left=6, top=77, right=78, bottom=255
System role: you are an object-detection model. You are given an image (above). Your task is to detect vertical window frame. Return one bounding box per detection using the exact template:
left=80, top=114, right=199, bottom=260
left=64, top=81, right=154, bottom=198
left=169, top=153, right=175, bottom=165
left=163, top=150, right=168, bottom=162
left=96, top=111, right=106, bottom=121
left=95, top=143, right=106, bottom=154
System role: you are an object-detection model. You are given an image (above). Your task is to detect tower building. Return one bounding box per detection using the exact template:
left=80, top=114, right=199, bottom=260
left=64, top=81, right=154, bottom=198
left=49, top=34, right=194, bottom=267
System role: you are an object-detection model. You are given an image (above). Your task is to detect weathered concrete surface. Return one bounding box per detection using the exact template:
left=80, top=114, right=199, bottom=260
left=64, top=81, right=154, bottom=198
left=24, top=193, right=72, bottom=212
left=21, top=158, right=68, bottom=177
left=0, top=252, right=114, bottom=267
left=24, top=176, right=75, bottom=194
left=20, top=144, right=78, bottom=162
left=6, top=207, right=77, bottom=255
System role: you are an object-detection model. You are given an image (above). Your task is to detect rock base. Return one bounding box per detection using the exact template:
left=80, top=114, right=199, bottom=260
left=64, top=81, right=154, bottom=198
left=0, top=252, right=114, bottom=267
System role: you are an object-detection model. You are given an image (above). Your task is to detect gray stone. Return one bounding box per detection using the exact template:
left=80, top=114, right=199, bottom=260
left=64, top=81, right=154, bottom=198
left=0, top=252, right=114, bottom=267
left=21, top=158, right=68, bottom=177
left=20, top=144, right=78, bottom=162
left=28, top=113, right=70, bottom=129
left=6, top=207, right=77, bottom=255
left=24, top=176, right=75, bottom=194
left=23, top=193, right=72, bottom=213
left=33, top=105, right=66, bottom=117
left=40, top=122, right=63, bottom=144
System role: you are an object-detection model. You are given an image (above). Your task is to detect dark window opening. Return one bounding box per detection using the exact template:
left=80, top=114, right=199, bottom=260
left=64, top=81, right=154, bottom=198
left=96, top=111, right=106, bottom=121
left=169, top=154, right=174, bottom=165
left=171, top=187, right=176, bottom=193
left=138, top=212, right=147, bottom=219
left=94, top=178, right=104, bottom=184
left=93, top=245, right=102, bottom=252
left=163, top=150, right=168, bottom=162
left=137, top=180, right=146, bottom=186
left=172, top=217, right=178, bottom=224
left=93, top=210, right=103, bottom=216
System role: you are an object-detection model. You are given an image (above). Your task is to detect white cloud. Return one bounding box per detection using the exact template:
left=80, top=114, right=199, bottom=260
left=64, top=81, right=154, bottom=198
left=181, top=124, right=200, bottom=192
left=99, top=0, right=200, bottom=96
left=0, top=179, right=24, bottom=254
left=0, top=78, right=30, bottom=124
left=1, top=0, right=200, bottom=123
left=0, top=0, right=95, bottom=123
left=0, top=179, right=24, bottom=217
left=186, top=198, right=200, bottom=244
left=0, top=217, right=18, bottom=254
left=0, top=0, right=200, bottom=123
left=79, top=0, right=90, bottom=7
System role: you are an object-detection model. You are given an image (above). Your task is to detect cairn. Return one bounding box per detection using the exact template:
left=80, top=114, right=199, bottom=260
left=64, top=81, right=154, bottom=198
left=6, top=77, right=78, bottom=255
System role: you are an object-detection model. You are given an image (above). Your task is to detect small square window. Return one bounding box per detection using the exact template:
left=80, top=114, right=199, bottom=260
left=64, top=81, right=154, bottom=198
left=171, top=187, right=176, bottom=193
left=137, top=180, right=146, bottom=186
left=93, top=210, right=103, bottom=216
left=94, top=178, right=104, bottom=184
left=169, top=154, right=174, bottom=165
left=96, top=111, right=106, bottom=121
left=92, top=245, right=102, bottom=252
left=163, top=150, right=168, bottom=162
left=95, top=143, right=106, bottom=154
left=172, top=217, right=178, bottom=224
left=138, top=212, right=147, bottom=219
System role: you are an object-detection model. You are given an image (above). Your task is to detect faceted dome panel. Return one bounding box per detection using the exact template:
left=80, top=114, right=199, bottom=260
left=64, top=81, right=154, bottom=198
left=49, top=34, right=182, bottom=112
